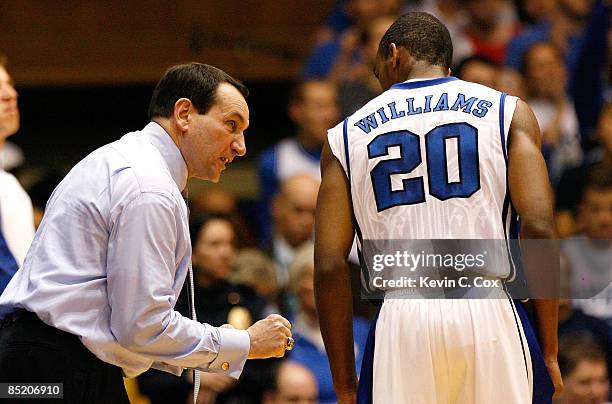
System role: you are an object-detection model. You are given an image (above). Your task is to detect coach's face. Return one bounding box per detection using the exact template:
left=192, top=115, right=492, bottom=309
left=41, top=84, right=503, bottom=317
left=182, top=83, right=248, bottom=182
left=0, top=66, right=19, bottom=141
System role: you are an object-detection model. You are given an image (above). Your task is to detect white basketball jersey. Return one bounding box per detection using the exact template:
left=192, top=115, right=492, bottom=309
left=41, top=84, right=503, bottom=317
left=328, top=77, right=518, bottom=242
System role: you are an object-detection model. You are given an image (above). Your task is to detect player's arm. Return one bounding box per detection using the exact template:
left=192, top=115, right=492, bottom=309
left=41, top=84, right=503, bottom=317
left=314, top=139, right=357, bottom=403
left=507, top=99, right=563, bottom=398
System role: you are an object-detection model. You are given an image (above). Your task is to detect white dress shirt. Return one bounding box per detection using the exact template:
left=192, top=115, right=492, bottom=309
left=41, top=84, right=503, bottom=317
left=0, top=169, right=35, bottom=266
left=0, top=122, right=250, bottom=378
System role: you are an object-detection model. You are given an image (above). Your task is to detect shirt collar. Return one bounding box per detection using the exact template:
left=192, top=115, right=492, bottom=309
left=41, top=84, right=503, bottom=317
left=143, top=121, right=189, bottom=191
left=390, top=76, right=458, bottom=90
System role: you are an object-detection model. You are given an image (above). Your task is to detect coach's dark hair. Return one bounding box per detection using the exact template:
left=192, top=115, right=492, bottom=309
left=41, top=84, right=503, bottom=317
left=378, top=12, right=453, bottom=69
left=148, top=62, right=249, bottom=119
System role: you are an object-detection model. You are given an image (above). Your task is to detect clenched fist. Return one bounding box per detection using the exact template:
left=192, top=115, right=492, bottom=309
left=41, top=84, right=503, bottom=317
left=246, top=314, right=292, bottom=359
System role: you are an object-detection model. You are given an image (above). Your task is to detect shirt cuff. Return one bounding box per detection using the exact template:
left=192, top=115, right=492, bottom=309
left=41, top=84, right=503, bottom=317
left=207, top=328, right=250, bottom=379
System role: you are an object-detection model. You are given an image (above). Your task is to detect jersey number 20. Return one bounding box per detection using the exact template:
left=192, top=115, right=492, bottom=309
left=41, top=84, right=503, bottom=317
left=367, top=122, right=480, bottom=212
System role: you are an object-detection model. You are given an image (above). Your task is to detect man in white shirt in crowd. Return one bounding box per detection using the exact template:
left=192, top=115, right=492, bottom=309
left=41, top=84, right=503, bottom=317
left=0, top=52, right=35, bottom=294
left=271, top=174, right=320, bottom=288
left=0, top=62, right=292, bottom=403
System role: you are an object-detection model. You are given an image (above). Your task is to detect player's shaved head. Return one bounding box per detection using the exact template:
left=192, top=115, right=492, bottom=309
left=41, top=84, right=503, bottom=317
left=378, top=12, right=453, bottom=69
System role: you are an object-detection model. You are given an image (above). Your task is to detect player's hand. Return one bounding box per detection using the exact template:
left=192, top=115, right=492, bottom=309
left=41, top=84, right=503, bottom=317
left=246, top=314, right=292, bottom=359
left=545, top=357, right=563, bottom=399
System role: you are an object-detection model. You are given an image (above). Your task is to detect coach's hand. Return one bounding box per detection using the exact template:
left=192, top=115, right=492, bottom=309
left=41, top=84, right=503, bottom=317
left=545, top=357, right=563, bottom=399
left=246, top=314, right=292, bottom=359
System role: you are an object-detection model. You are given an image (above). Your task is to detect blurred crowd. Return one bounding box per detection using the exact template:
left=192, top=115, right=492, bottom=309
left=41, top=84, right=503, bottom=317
left=1, top=0, right=610, bottom=403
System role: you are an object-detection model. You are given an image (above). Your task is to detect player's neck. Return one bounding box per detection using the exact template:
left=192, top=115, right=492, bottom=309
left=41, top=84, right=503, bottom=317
left=403, top=63, right=448, bottom=82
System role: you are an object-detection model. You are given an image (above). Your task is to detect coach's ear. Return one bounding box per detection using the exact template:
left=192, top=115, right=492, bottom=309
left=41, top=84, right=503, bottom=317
left=173, top=98, right=192, bottom=132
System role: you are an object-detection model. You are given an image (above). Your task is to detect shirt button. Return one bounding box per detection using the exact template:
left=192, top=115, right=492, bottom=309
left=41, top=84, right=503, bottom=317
left=221, top=362, right=230, bottom=371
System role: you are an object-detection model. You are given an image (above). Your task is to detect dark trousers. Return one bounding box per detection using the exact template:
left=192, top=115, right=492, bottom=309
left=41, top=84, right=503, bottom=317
left=0, top=310, right=129, bottom=404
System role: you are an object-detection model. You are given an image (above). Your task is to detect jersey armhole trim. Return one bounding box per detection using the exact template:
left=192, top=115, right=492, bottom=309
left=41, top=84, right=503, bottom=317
left=342, top=117, right=351, bottom=183
left=499, top=92, right=508, bottom=163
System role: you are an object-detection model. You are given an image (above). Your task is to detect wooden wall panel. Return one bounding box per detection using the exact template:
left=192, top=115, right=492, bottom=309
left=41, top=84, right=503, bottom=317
left=0, top=1, right=335, bottom=84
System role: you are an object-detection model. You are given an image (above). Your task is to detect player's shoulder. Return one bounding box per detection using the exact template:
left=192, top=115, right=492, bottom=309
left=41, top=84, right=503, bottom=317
left=347, top=88, right=398, bottom=121
left=444, top=78, right=505, bottom=98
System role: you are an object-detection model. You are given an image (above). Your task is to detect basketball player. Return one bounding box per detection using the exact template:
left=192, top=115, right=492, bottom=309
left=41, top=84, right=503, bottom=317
left=314, top=12, right=563, bottom=404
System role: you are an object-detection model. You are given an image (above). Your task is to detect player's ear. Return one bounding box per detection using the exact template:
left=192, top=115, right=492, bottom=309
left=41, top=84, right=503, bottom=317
left=388, top=43, right=400, bottom=68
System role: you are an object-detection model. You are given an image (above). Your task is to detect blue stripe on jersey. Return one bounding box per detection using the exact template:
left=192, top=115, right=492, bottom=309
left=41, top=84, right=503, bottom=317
left=499, top=92, right=508, bottom=162
left=390, top=76, right=458, bottom=90
left=342, top=117, right=351, bottom=182
left=499, top=91, right=510, bottom=239
left=357, top=309, right=379, bottom=404
left=514, top=300, right=555, bottom=403
left=499, top=91, right=515, bottom=281
left=342, top=116, right=365, bottom=243
left=507, top=294, right=530, bottom=381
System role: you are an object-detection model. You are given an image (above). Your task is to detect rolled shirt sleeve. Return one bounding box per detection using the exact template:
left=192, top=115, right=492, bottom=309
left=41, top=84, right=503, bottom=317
left=106, top=191, right=250, bottom=377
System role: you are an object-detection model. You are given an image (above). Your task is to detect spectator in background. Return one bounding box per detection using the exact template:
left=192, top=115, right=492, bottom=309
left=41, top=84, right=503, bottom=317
left=262, top=361, right=319, bottom=404
left=557, top=336, right=610, bottom=404
left=336, top=15, right=396, bottom=117
left=569, top=0, right=610, bottom=139
left=521, top=41, right=582, bottom=183
left=454, top=55, right=498, bottom=88
left=563, top=168, right=612, bottom=328
left=183, top=215, right=266, bottom=328
left=270, top=175, right=320, bottom=292
left=258, top=80, right=338, bottom=244
left=287, top=243, right=369, bottom=404
left=0, top=52, right=35, bottom=294
left=515, top=0, right=557, bottom=25
left=233, top=248, right=281, bottom=317
left=494, top=67, right=528, bottom=99
left=558, top=298, right=612, bottom=379
left=556, top=102, right=612, bottom=237
left=139, top=214, right=269, bottom=404
left=191, top=185, right=256, bottom=247
left=461, top=0, right=521, bottom=65
left=405, top=0, right=473, bottom=64
left=505, top=0, right=594, bottom=77
left=302, top=0, right=401, bottom=79
left=0, top=141, right=24, bottom=172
